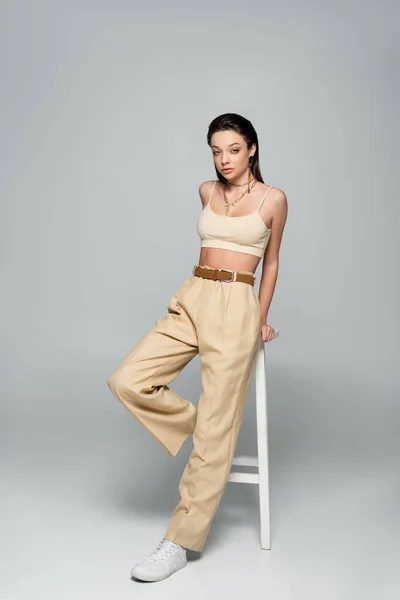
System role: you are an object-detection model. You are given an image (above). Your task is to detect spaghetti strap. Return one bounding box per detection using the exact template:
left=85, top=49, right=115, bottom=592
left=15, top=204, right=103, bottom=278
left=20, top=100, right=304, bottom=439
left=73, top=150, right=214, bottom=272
left=208, top=180, right=217, bottom=206
left=257, top=185, right=273, bottom=211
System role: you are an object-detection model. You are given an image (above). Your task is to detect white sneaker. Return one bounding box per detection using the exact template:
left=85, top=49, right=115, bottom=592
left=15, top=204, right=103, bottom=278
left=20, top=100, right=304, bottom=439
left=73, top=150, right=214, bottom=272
left=130, top=539, right=187, bottom=582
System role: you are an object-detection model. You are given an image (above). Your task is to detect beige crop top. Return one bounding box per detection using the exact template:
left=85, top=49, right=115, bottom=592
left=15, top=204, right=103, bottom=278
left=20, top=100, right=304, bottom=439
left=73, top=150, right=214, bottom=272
left=197, top=181, right=273, bottom=258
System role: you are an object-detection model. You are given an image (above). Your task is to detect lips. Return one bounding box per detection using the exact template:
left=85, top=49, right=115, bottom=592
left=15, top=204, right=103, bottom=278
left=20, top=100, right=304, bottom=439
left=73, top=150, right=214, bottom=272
left=222, top=168, right=233, bottom=172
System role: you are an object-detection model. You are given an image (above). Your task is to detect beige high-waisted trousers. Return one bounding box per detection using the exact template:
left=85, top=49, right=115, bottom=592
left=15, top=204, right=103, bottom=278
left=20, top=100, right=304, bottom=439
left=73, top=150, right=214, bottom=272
left=106, top=264, right=262, bottom=552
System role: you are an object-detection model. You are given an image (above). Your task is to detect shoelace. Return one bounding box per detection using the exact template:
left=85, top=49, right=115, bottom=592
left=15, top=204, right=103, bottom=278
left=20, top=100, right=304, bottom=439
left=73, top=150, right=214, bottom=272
left=147, top=540, right=181, bottom=563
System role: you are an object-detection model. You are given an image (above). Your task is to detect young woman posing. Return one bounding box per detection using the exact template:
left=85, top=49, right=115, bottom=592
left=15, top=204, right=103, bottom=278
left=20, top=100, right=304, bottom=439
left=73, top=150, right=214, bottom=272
left=107, top=112, right=288, bottom=582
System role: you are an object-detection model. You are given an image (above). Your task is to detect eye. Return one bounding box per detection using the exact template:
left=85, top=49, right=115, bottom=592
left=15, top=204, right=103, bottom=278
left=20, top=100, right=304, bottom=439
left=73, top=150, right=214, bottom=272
left=213, top=149, right=239, bottom=155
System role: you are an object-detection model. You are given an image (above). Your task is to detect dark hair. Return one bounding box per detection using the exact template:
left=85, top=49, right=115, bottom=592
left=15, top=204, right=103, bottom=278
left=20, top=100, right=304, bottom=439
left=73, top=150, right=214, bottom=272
left=206, top=113, right=264, bottom=183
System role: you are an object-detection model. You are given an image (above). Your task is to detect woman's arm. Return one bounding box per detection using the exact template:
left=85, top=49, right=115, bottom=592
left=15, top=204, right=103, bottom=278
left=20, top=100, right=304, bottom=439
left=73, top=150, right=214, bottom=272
left=258, top=189, right=288, bottom=328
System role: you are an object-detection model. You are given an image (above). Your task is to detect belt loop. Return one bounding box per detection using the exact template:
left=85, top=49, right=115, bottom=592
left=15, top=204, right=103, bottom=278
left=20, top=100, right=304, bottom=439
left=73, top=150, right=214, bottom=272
left=212, top=269, right=218, bottom=280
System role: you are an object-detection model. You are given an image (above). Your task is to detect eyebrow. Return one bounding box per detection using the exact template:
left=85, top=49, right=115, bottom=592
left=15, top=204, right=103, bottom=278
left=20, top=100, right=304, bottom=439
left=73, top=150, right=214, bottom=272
left=211, top=142, right=241, bottom=149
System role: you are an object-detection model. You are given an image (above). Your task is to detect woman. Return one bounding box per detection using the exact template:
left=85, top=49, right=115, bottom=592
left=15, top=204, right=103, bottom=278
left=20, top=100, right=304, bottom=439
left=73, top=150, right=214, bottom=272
left=106, top=112, right=288, bottom=582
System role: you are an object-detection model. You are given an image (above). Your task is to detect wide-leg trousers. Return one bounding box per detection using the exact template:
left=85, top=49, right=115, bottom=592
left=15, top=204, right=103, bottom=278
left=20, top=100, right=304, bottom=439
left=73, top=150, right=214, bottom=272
left=106, top=265, right=262, bottom=552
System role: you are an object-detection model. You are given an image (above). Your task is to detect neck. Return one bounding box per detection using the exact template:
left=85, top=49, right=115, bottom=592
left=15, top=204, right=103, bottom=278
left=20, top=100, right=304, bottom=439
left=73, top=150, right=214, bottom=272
left=226, top=173, right=254, bottom=187
left=226, top=169, right=255, bottom=187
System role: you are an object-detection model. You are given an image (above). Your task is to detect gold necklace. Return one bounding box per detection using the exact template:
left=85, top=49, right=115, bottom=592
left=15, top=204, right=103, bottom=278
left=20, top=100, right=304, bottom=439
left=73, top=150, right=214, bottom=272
left=223, top=178, right=257, bottom=215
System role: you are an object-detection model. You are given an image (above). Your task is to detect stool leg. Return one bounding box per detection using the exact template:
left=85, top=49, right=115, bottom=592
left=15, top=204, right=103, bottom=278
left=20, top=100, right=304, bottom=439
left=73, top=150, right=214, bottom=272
left=256, top=343, right=271, bottom=550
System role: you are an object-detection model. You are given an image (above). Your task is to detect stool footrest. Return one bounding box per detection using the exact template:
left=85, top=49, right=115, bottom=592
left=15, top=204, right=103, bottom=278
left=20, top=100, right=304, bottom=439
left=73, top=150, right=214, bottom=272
left=228, top=471, right=259, bottom=484
left=231, top=455, right=258, bottom=468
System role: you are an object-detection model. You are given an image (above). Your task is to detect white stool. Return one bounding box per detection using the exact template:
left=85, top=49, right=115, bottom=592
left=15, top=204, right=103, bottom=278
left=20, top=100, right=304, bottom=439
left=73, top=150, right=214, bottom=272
left=228, top=336, right=276, bottom=550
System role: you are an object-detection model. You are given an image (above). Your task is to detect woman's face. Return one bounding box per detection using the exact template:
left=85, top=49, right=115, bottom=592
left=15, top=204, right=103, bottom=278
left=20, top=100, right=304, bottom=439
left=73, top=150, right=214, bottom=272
left=210, top=130, right=255, bottom=179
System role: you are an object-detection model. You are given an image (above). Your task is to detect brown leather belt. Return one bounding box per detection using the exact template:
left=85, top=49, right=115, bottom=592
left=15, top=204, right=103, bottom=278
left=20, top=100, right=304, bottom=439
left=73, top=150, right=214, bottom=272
left=192, top=264, right=255, bottom=286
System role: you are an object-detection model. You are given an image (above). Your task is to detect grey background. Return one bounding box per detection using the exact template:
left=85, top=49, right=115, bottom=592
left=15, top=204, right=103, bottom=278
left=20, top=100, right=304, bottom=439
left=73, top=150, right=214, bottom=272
left=1, top=1, right=399, bottom=598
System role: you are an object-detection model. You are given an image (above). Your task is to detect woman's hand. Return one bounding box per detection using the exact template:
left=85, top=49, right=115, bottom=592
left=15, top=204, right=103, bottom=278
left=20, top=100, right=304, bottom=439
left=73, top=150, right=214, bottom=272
left=260, top=322, right=277, bottom=342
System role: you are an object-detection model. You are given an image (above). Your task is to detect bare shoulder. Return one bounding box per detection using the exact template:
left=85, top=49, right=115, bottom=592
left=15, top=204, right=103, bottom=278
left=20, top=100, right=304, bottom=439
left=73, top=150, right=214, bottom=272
left=198, top=180, right=217, bottom=208
left=265, top=184, right=286, bottom=203
left=266, top=185, right=288, bottom=213
left=267, top=186, right=288, bottom=230
left=258, top=184, right=288, bottom=233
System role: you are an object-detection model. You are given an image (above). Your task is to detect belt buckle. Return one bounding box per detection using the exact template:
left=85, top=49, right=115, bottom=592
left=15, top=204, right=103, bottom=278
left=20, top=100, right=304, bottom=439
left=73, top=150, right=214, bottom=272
left=220, top=268, right=235, bottom=282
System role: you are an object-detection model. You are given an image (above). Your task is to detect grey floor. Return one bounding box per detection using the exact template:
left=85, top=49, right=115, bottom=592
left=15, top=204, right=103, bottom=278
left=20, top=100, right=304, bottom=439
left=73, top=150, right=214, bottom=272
left=3, top=384, right=399, bottom=600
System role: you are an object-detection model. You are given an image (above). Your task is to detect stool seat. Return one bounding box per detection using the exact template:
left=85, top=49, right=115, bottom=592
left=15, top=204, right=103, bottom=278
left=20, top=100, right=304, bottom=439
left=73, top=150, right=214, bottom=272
left=228, top=340, right=273, bottom=550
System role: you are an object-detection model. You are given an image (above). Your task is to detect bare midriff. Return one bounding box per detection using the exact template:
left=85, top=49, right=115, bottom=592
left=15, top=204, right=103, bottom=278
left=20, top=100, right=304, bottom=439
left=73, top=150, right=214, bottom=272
left=198, top=247, right=261, bottom=274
